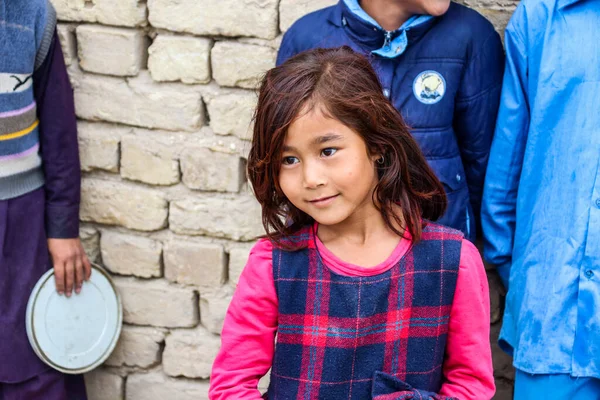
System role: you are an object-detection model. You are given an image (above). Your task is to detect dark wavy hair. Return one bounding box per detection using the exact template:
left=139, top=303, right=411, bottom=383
left=247, top=46, right=446, bottom=245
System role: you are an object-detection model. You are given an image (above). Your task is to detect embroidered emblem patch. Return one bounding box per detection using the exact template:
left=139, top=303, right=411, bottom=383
left=0, top=73, right=33, bottom=94
left=413, top=70, right=446, bottom=104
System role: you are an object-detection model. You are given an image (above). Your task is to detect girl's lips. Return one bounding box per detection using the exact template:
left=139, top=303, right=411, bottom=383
left=308, top=194, right=339, bottom=207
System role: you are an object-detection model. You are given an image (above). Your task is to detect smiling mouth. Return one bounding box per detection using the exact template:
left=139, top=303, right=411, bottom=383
left=308, top=194, right=339, bottom=205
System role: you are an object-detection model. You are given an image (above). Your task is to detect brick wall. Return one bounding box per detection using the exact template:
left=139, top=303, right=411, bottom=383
left=50, top=0, right=519, bottom=399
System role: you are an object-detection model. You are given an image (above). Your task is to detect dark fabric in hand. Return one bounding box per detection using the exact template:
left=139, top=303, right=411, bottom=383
left=372, top=371, right=458, bottom=400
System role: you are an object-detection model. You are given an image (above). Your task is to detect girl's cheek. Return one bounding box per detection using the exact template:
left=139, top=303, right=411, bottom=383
left=278, top=172, right=296, bottom=195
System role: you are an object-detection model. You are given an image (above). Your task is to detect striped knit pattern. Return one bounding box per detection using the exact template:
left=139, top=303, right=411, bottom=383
left=268, top=223, right=463, bottom=400
left=0, top=0, right=56, bottom=200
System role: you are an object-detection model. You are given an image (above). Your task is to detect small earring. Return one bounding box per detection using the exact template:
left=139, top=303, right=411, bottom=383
left=377, top=156, right=385, bottom=165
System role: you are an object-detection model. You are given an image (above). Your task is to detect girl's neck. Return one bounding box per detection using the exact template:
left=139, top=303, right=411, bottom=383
left=316, top=206, right=405, bottom=267
left=318, top=210, right=386, bottom=246
left=317, top=203, right=404, bottom=246
left=360, top=0, right=412, bottom=31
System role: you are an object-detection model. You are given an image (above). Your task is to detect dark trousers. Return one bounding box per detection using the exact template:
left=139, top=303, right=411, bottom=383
left=0, top=369, right=87, bottom=400
left=1, top=188, right=86, bottom=399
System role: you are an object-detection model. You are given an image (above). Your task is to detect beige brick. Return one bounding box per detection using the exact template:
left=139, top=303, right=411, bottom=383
left=101, top=231, right=162, bottom=278
left=200, top=285, right=234, bottom=334
left=78, top=122, right=125, bottom=173
left=164, top=241, right=225, bottom=287
left=228, top=243, right=254, bottom=285
left=279, top=0, right=337, bottom=32
left=211, top=42, right=276, bottom=89
left=57, top=24, right=76, bottom=67
left=170, top=195, right=263, bottom=241
left=120, top=132, right=182, bottom=186
left=181, top=126, right=247, bottom=155
left=180, top=147, right=243, bottom=193
left=84, top=369, right=124, bottom=400
left=114, top=277, right=199, bottom=328
left=81, top=179, right=168, bottom=232
left=105, top=325, right=166, bottom=368
left=475, top=8, right=512, bottom=39
left=77, top=25, right=148, bottom=77
left=148, top=35, right=211, bottom=84
left=163, top=327, right=220, bottom=379
left=80, top=226, right=101, bottom=264
left=52, top=0, right=147, bottom=27
left=148, top=0, right=278, bottom=40
left=207, top=90, right=256, bottom=140
left=460, top=0, right=519, bottom=11
left=74, top=72, right=204, bottom=132
left=259, top=374, right=271, bottom=392
left=127, top=372, right=209, bottom=400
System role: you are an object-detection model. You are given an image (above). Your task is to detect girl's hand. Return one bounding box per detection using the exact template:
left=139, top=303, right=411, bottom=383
left=47, top=238, right=92, bottom=297
left=371, top=372, right=458, bottom=400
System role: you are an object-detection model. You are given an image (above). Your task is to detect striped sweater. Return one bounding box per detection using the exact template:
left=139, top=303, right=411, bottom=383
left=0, top=0, right=56, bottom=200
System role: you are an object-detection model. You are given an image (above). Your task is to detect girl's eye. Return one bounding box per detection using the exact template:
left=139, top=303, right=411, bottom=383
left=321, top=148, right=337, bottom=157
left=282, top=156, right=299, bottom=165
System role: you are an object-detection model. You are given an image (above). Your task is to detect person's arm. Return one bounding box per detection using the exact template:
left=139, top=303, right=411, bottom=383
left=438, top=239, right=495, bottom=399
left=481, top=11, right=529, bottom=289
left=34, top=32, right=80, bottom=239
left=453, top=28, right=505, bottom=236
left=209, top=240, right=278, bottom=400
left=34, top=31, right=91, bottom=296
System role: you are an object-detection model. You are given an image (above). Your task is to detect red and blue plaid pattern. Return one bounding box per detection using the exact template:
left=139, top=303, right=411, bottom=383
left=267, top=223, right=463, bottom=400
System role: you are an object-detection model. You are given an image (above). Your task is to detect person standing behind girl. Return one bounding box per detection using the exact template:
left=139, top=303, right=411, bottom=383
left=209, top=47, right=494, bottom=400
left=277, top=0, right=504, bottom=242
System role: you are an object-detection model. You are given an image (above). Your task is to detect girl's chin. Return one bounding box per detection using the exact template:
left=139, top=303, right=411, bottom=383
left=308, top=213, right=350, bottom=228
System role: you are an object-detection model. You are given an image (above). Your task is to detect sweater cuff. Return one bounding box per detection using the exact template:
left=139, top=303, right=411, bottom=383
left=45, top=204, right=80, bottom=238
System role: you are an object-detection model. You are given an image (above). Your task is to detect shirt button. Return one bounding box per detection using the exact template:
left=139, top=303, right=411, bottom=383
left=383, top=88, right=390, bottom=98
left=595, top=198, right=600, bottom=208
left=456, top=174, right=461, bottom=182
left=585, top=270, right=594, bottom=279
left=342, top=17, right=347, bottom=26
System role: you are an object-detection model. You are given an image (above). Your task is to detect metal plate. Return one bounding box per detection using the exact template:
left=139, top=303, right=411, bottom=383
left=25, top=264, right=122, bottom=374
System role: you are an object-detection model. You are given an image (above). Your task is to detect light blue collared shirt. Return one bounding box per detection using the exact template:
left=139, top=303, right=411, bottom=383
left=342, top=0, right=432, bottom=58
left=482, top=0, right=600, bottom=377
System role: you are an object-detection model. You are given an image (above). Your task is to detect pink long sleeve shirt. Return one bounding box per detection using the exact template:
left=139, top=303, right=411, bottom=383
left=210, top=234, right=495, bottom=399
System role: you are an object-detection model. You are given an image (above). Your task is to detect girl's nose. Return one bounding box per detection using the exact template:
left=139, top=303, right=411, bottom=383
left=302, top=162, right=326, bottom=189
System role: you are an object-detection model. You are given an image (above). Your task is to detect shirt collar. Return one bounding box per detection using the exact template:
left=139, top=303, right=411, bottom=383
left=330, top=0, right=435, bottom=59
left=558, top=0, right=584, bottom=8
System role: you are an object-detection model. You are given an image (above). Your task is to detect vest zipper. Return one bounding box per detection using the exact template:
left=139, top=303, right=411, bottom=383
left=383, top=31, right=392, bottom=50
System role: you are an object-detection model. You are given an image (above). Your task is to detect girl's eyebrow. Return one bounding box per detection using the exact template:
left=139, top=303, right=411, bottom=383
left=282, top=133, right=344, bottom=152
left=312, top=133, right=344, bottom=145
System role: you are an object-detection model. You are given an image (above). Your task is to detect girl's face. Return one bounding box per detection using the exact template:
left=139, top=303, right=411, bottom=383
left=279, top=106, right=381, bottom=228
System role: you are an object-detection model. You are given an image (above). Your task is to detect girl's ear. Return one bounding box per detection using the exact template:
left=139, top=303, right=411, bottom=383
left=370, top=151, right=383, bottom=163
left=372, top=153, right=385, bottom=165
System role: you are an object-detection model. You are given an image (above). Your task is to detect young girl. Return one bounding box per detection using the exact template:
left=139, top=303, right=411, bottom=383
left=209, top=47, right=494, bottom=400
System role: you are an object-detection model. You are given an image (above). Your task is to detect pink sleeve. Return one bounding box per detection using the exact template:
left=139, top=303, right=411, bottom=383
left=209, top=239, right=278, bottom=400
left=439, top=239, right=495, bottom=400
